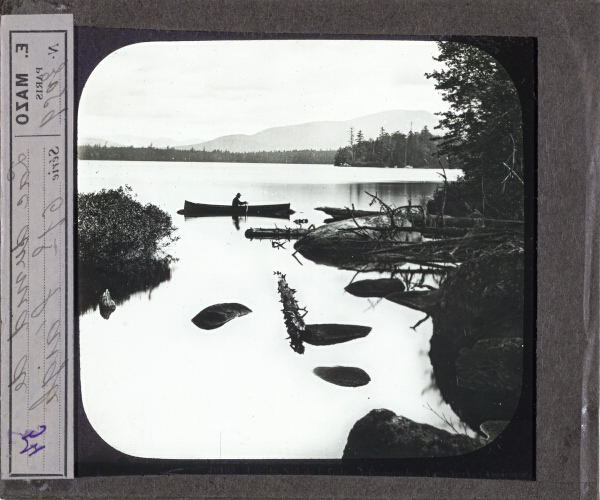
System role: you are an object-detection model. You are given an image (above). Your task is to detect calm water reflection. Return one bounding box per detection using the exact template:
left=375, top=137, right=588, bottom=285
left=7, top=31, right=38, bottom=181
left=79, top=259, right=173, bottom=317
left=78, top=161, right=469, bottom=459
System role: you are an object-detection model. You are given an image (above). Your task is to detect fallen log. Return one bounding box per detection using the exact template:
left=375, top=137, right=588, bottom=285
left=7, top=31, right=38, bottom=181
left=275, top=273, right=373, bottom=351
left=316, top=206, right=524, bottom=229
left=275, top=272, right=307, bottom=354
left=337, top=225, right=471, bottom=238
left=245, top=227, right=311, bottom=240
left=296, top=211, right=523, bottom=268
left=316, top=206, right=383, bottom=219
left=316, top=205, right=427, bottom=225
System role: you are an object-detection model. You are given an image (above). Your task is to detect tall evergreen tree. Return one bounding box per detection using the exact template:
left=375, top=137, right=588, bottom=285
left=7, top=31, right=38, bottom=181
left=425, top=42, right=524, bottom=219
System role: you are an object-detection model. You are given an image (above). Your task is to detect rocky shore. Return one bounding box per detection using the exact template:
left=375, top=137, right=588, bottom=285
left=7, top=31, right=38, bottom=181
left=343, top=409, right=509, bottom=458
left=342, top=249, right=524, bottom=457
left=290, top=208, right=525, bottom=457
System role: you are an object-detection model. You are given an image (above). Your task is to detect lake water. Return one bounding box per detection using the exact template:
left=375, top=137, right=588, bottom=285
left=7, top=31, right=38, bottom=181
left=78, top=161, right=467, bottom=459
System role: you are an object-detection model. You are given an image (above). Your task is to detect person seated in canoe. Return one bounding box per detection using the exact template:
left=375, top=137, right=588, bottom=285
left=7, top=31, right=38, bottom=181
left=232, top=193, right=248, bottom=207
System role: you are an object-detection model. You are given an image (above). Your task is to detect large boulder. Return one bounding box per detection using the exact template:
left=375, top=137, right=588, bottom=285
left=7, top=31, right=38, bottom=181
left=302, top=214, right=421, bottom=245
left=455, top=338, right=523, bottom=395
left=437, top=250, right=524, bottom=333
left=343, top=409, right=482, bottom=458
left=191, top=303, right=252, bottom=330
left=313, top=366, right=371, bottom=387
left=294, top=214, right=421, bottom=266
left=425, top=251, right=525, bottom=429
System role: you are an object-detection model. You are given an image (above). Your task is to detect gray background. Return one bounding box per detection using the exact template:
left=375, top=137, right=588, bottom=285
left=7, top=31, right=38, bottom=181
left=1, top=0, right=598, bottom=498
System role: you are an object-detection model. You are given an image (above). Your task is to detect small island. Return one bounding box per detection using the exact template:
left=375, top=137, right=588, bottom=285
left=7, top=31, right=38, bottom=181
left=333, top=125, right=444, bottom=169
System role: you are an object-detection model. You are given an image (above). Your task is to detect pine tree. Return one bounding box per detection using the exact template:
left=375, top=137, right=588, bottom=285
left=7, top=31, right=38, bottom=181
left=426, top=42, right=524, bottom=219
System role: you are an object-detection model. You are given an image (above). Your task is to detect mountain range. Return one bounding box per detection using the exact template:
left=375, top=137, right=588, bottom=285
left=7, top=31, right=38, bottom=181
left=79, top=110, right=440, bottom=152
left=78, top=135, right=202, bottom=149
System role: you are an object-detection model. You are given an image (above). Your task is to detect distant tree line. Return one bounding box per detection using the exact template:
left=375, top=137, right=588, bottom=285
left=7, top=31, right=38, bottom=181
left=77, top=144, right=336, bottom=165
left=333, top=126, right=447, bottom=169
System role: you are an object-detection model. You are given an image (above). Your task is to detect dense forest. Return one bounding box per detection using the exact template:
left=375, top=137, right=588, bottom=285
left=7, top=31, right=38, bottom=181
left=425, top=42, right=524, bottom=220
left=333, top=126, right=447, bottom=169
left=77, top=144, right=336, bottom=165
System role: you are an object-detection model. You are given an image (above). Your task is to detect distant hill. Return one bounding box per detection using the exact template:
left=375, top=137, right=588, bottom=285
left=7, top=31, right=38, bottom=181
left=79, top=135, right=199, bottom=149
left=78, top=137, right=124, bottom=148
left=177, top=110, right=439, bottom=153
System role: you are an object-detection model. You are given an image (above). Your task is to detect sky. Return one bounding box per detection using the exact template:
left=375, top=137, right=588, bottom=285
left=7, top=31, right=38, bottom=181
left=78, top=40, right=449, bottom=144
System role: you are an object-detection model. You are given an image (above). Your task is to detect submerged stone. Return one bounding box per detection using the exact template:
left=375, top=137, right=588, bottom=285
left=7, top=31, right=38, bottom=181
left=343, top=409, right=482, bottom=459
left=302, top=324, right=371, bottom=345
left=345, top=278, right=405, bottom=297
left=191, top=303, right=252, bottom=330
left=313, top=366, right=371, bottom=387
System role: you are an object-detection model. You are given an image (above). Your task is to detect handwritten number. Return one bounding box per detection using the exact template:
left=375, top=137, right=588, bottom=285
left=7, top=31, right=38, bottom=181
left=17, top=193, right=28, bottom=208
left=39, top=63, right=66, bottom=128
left=9, top=355, right=27, bottom=391
left=25, top=426, right=46, bottom=439
left=31, top=287, right=60, bottom=318
left=42, top=197, right=63, bottom=216
left=20, top=425, right=46, bottom=457
left=32, top=244, right=52, bottom=257
left=7, top=153, right=27, bottom=182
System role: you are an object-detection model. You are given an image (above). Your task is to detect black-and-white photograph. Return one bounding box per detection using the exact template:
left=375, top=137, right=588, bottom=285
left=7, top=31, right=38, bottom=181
left=76, top=38, right=532, bottom=466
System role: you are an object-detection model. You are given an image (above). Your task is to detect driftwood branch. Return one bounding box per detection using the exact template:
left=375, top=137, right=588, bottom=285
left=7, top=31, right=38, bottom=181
left=411, top=313, right=431, bottom=331
left=275, top=272, right=306, bottom=354
left=364, top=191, right=399, bottom=229
left=349, top=203, right=374, bottom=240
left=437, top=157, right=447, bottom=227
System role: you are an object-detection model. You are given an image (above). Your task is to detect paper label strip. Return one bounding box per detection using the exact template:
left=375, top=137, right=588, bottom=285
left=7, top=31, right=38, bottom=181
left=1, top=14, right=74, bottom=479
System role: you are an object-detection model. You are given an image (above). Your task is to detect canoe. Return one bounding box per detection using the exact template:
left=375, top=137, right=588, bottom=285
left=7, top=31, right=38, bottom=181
left=179, top=200, right=294, bottom=217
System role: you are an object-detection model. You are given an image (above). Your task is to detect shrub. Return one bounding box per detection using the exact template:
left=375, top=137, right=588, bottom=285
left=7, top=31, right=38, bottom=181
left=78, top=185, right=179, bottom=273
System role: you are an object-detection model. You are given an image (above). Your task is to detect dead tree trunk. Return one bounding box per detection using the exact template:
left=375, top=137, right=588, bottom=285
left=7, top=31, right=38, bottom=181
left=275, top=271, right=306, bottom=354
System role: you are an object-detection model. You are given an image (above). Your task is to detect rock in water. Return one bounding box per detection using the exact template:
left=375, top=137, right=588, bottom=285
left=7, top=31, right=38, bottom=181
left=480, top=420, right=509, bottom=442
left=343, top=409, right=482, bottom=458
left=313, top=366, right=371, bottom=387
left=192, top=303, right=252, bottom=330
left=99, top=289, right=116, bottom=320
left=294, top=214, right=421, bottom=266
left=345, top=279, right=405, bottom=297
left=385, top=289, right=440, bottom=315
left=303, top=324, right=371, bottom=345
